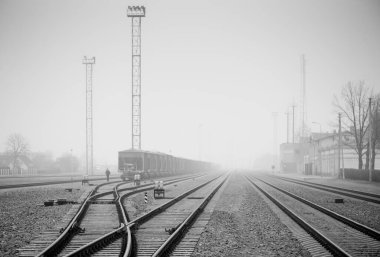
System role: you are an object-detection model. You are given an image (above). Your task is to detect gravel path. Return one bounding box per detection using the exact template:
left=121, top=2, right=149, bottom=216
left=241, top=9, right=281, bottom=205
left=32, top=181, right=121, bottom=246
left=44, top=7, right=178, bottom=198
left=0, top=183, right=87, bottom=257
left=266, top=176, right=380, bottom=231
left=192, top=173, right=311, bottom=257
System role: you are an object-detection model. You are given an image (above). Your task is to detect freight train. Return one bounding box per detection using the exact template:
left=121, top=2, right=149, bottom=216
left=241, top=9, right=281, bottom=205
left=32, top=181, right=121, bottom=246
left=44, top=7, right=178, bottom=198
left=118, top=149, right=212, bottom=180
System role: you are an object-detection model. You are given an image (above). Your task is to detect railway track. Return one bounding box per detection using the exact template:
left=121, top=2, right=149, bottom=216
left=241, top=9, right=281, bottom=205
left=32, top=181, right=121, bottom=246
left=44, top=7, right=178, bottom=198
left=272, top=175, right=380, bottom=204
left=128, top=173, right=228, bottom=256
left=19, top=174, right=204, bottom=257
left=246, top=175, right=380, bottom=257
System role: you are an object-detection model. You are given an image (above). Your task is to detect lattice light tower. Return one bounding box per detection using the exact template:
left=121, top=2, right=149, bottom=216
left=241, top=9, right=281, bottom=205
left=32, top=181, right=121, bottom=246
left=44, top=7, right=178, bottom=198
left=83, top=56, right=95, bottom=175
left=127, top=6, right=145, bottom=150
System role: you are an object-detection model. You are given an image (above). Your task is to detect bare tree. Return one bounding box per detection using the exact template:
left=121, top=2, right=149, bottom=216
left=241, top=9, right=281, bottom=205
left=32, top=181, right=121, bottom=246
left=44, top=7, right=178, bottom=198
left=370, top=95, right=380, bottom=171
left=334, top=81, right=371, bottom=170
left=5, top=133, right=30, bottom=170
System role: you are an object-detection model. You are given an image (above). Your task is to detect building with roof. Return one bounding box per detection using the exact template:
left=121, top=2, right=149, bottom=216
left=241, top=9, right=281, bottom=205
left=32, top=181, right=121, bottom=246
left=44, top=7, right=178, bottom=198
left=280, top=131, right=380, bottom=176
left=0, top=154, right=36, bottom=176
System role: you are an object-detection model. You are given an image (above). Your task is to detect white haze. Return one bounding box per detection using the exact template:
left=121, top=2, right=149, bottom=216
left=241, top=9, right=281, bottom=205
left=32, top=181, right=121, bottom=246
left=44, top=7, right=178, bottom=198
left=0, top=0, right=379, bottom=169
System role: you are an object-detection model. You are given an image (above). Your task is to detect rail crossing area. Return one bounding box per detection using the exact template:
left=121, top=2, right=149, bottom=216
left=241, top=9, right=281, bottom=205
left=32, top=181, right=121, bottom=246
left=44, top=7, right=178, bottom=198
left=0, top=171, right=378, bottom=257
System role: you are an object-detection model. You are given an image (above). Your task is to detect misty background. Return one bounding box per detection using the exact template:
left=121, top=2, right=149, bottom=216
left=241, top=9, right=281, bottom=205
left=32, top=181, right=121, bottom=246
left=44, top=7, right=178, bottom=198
left=1, top=0, right=379, bottom=170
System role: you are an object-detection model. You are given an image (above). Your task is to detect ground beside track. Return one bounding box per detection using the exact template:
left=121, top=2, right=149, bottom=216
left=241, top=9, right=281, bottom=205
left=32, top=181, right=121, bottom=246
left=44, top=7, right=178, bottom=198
left=276, top=173, right=380, bottom=195
left=0, top=182, right=94, bottom=257
left=0, top=175, right=120, bottom=189
left=192, top=173, right=311, bottom=257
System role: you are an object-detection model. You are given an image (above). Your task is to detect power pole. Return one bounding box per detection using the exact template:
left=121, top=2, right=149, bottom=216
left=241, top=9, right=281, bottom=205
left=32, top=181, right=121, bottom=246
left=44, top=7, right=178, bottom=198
left=300, top=54, right=307, bottom=138
left=368, top=97, right=373, bottom=182
left=272, top=112, right=278, bottom=172
left=83, top=56, right=95, bottom=176
left=285, top=110, right=290, bottom=143
left=127, top=6, right=145, bottom=150
left=338, top=113, right=342, bottom=179
left=292, top=104, right=296, bottom=143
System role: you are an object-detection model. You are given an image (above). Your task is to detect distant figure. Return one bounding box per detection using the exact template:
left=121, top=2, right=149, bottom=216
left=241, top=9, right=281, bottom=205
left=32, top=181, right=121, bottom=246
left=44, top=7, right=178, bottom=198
left=82, top=175, right=89, bottom=186
left=105, top=169, right=110, bottom=182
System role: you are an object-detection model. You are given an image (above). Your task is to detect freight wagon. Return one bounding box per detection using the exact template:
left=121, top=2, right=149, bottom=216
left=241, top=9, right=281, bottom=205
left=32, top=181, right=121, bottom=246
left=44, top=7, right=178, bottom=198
left=118, top=149, right=211, bottom=180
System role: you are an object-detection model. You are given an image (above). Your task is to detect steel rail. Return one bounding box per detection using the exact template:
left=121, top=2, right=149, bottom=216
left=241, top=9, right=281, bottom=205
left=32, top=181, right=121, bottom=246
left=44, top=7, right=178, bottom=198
left=49, top=174, right=204, bottom=256
left=255, top=176, right=380, bottom=240
left=272, top=175, right=380, bottom=204
left=90, top=174, right=202, bottom=200
left=275, top=175, right=380, bottom=199
left=245, top=176, right=352, bottom=257
left=36, top=189, right=95, bottom=257
left=127, top=175, right=222, bottom=227
left=152, top=174, right=229, bottom=256
left=63, top=181, right=132, bottom=257
left=36, top=180, right=128, bottom=257
left=123, top=174, right=224, bottom=256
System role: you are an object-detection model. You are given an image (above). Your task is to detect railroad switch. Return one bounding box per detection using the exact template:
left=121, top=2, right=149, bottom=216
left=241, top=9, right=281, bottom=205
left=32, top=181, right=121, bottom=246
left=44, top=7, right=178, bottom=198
left=334, top=198, right=344, bottom=203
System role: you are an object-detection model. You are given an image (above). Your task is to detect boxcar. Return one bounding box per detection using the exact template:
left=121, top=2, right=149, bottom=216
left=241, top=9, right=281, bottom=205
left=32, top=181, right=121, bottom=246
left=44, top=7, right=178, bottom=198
left=118, top=149, right=212, bottom=180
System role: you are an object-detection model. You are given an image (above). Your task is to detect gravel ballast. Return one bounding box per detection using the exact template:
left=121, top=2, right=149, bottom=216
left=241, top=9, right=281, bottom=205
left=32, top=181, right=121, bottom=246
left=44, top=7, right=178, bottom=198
left=266, top=176, right=380, bottom=231
left=123, top=174, right=219, bottom=221
left=0, top=184, right=87, bottom=257
left=192, top=173, right=311, bottom=257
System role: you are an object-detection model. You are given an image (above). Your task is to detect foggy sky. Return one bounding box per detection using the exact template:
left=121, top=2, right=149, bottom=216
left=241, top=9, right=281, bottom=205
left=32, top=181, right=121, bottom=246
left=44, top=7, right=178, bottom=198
left=1, top=0, right=380, bottom=169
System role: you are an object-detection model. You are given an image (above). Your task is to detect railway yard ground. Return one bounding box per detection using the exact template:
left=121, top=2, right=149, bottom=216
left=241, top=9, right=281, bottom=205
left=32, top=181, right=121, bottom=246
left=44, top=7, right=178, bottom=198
left=0, top=181, right=90, bottom=256
left=0, top=175, right=120, bottom=188
left=1, top=172, right=380, bottom=257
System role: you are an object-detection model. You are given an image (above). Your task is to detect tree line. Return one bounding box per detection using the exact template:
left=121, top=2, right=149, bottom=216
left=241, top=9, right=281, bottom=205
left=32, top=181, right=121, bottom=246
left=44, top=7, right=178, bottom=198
left=334, top=81, right=380, bottom=181
left=2, top=133, right=80, bottom=174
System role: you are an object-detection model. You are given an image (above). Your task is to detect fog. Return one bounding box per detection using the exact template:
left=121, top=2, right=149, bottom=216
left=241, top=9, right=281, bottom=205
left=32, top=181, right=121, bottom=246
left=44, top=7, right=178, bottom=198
left=1, top=0, right=379, bottom=170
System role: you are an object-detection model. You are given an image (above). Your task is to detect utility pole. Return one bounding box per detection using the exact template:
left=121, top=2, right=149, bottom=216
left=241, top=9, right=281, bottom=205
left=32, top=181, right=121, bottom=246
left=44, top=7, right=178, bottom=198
left=127, top=6, right=145, bottom=150
left=368, top=97, right=373, bottom=182
left=83, top=56, right=95, bottom=176
left=285, top=110, right=290, bottom=143
left=338, top=113, right=342, bottom=178
left=300, top=54, right=307, bottom=138
left=292, top=104, right=296, bottom=143
left=272, top=112, right=278, bottom=172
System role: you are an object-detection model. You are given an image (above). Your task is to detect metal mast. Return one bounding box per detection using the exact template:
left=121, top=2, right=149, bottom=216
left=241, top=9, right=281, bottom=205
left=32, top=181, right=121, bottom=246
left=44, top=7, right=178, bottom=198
left=285, top=109, right=290, bottom=143
left=272, top=112, right=278, bottom=172
left=292, top=104, right=296, bottom=143
left=338, top=113, right=342, bottom=178
left=300, top=54, right=307, bottom=139
left=127, top=6, right=145, bottom=150
left=83, top=56, right=95, bottom=175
